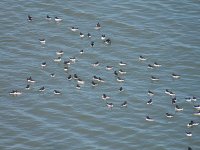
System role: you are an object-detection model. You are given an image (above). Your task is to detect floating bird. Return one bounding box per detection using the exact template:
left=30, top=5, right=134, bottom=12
left=147, top=64, right=154, bottom=69
left=54, top=17, right=62, bottom=22
left=102, top=94, right=110, bottom=100
left=172, top=97, right=176, bottom=105
left=153, top=62, right=161, bottom=67
left=46, top=15, right=51, bottom=20
left=69, top=57, right=76, bottom=63
left=76, top=84, right=81, bottom=89
left=93, top=76, right=100, bottom=82
left=101, top=34, right=106, bottom=40
left=64, top=66, right=68, bottom=71
left=9, top=90, right=22, bottom=96
left=77, top=78, right=85, bottom=85
left=165, top=89, right=175, bottom=97
left=70, top=26, right=79, bottom=32
left=187, top=120, right=199, bottom=128
left=185, top=131, right=192, bottom=137
left=147, top=99, right=153, bottom=105
left=27, top=15, right=32, bottom=21
left=166, top=113, right=174, bottom=118
left=90, top=41, right=94, bottom=47
left=117, top=77, right=125, bottom=82
left=27, top=76, right=36, bottom=83
left=119, top=87, right=124, bottom=92
left=39, top=86, right=45, bottom=92
left=106, top=66, right=113, bottom=70
left=54, top=90, right=61, bottom=95
left=139, top=55, right=146, bottom=61
left=64, top=60, right=71, bottom=65
left=50, top=73, right=55, bottom=78
left=193, top=105, right=200, bottom=110
left=121, top=101, right=127, bottom=107
left=80, top=49, right=84, bottom=54
left=98, top=77, right=105, bottom=83
left=172, top=73, right=181, bottom=79
left=87, top=33, right=91, bottom=38
left=80, top=32, right=84, bottom=38
left=104, top=38, right=111, bottom=45
left=95, top=22, right=101, bottom=30
left=193, top=111, right=200, bottom=116
left=92, top=61, right=99, bottom=67
left=73, top=74, right=78, bottom=80
left=148, top=90, right=154, bottom=96
left=54, top=57, right=62, bottom=62
left=41, top=62, right=47, bottom=68
left=67, top=75, right=72, bottom=80
left=175, top=105, right=183, bottom=111
left=118, top=69, right=126, bottom=75
left=114, top=71, right=118, bottom=76
left=25, top=84, right=30, bottom=90
left=91, top=81, right=98, bottom=87
left=106, top=102, right=113, bottom=109
left=39, top=39, right=46, bottom=44
left=56, top=50, right=64, bottom=55
left=146, top=116, right=154, bottom=122
left=119, top=61, right=127, bottom=66
left=151, top=76, right=159, bottom=81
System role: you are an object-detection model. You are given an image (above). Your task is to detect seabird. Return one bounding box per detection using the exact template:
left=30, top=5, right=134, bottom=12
left=175, top=105, right=183, bottom=111
left=46, top=15, right=51, bottom=20
left=119, top=87, right=124, bottom=92
left=106, top=102, right=113, bottom=109
left=39, top=39, right=46, bottom=44
left=148, top=90, right=154, bottom=96
left=50, top=73, right=55, bottom=77
left=106, top=66, right=113, bottom=70
left=92, top=61, right=99, bottom=67
left=54, top=17, right=62, bottom=22
left=185, top=131, right=192, bottom=137
left=80, top=32, right=84, bottom=38
left=187, top=120, right=199, bottom=128
left=67, top=75, right=72, bottom=80
left=80, top=49, right=84, bottom=54
left=146, top=116, right=154, bottom=122
left=9, top=90, right=22, bottom=96
left=56, top=50, right=64, bottom=55
left=104, top=38, right=111, bottom=45
left=27, top=15, right=32, bottom=21
left=102, top=94, right=110, bottom=100
left=139, top=55, right=146, bottom=61
left=147, top=99, right=153, bottom=105
left=54, top=57, right=62, bottom=62
left=101, top=34, right=106, bottom=40
left=172, top=73, right=181, bottom=79
left=25, top=84, right=30, bottom=90
left=70, top=27, right=79, bottom=32
left=27, top=76, right=36, bottom=83
left=121, top=101, right=127, bottom=107
left=54, top=90, right=61, bottom=95
left=87, top=33, right=91, bottom=38
left=39, top=86, right=45, bottom=92
left=119, top=61, right=127, bottom=66
left=91, top=41, right=94, bottom=47
left=95, top=22, right=101, bottom=30
left=151, top=76, right=159, bottom=81
left=153, top=62, right=161, bottom=67
left=166, top=113, right=174, bottom=118
left=41, top=62, right=47, bottom=68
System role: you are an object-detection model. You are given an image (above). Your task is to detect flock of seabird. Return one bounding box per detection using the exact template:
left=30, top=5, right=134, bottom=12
left=9, top=15, right=199, bottom=150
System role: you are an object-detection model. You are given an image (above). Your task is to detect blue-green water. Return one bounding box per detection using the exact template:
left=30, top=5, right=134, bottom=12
left=0, top=0, right=200, bottom=149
